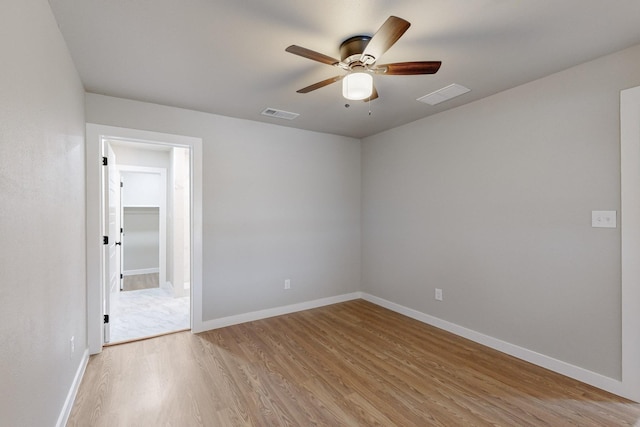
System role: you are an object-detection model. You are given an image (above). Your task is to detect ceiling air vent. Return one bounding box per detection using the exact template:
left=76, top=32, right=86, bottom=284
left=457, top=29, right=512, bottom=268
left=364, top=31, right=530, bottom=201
left=261, top=108, right=299, bottom=120
left=417, top=84, right=470, bottom=106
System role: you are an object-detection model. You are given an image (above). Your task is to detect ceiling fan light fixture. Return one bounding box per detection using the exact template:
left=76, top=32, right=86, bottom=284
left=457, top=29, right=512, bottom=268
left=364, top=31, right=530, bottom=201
left=342, top=72, right=373, bottom=100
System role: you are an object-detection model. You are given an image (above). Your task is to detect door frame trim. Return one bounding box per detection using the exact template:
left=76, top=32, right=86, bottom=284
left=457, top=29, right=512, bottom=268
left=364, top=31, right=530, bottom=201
left=621, top=85, right=640, bottom=402
left=86, top=124, right=203, bottom=354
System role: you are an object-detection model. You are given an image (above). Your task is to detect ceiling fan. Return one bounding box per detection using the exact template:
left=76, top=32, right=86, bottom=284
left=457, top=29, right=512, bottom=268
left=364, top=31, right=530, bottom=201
left=285, top=16, right=441, bottom=102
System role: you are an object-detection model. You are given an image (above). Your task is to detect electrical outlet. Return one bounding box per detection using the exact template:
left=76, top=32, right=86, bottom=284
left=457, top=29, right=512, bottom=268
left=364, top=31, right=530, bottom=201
left=70, top=336, right=75, bottom=354
left=592, top=210, right=616, bottom=228
left=284, top=279, right=291, bottom=290
left=435, top=288, right=443, bottom=301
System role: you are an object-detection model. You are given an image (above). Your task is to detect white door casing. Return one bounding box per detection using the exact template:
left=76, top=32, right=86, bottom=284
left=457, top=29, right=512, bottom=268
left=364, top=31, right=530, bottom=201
left=620, top=85, right=640, bottom=402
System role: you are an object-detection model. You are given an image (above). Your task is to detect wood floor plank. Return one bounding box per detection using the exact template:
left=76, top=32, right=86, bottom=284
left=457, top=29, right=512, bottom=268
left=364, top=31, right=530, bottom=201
left=68, top=300, right=640, bottom=426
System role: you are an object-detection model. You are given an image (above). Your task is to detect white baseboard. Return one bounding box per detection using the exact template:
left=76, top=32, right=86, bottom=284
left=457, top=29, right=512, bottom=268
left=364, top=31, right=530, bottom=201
left=123, top=268, right=159, bottom=276
left=56, top=349, right=89, bottom=427
left=195, top=292, right=362, bottom=333
left=360, top=293, right=627, bottom=400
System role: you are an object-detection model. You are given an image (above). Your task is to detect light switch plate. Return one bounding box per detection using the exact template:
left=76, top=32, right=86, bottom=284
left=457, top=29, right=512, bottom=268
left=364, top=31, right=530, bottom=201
left=592, top=211, right=616, bottom=228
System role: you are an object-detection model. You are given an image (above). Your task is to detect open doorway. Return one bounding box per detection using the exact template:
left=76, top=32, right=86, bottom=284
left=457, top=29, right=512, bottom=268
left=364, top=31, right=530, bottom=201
left=104, top=139, right=192, bottom=344
left=86, top=124, right=203, bottom=355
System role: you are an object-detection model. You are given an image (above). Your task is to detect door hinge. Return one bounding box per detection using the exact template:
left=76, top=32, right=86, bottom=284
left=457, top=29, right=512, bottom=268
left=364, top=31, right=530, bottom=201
left=103, top=236, right=108, bottom=245
left=120, top=182, right=123, bottom=188
left=120, top=273, right=123, bottom=279
left=104, top=314, right=109, bottom=324
left=102, top=156, right=108, bottom=166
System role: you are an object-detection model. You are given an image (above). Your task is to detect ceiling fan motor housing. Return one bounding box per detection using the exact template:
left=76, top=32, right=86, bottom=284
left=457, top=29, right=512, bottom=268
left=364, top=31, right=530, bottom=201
left=340, top=36, right=372, bottom=65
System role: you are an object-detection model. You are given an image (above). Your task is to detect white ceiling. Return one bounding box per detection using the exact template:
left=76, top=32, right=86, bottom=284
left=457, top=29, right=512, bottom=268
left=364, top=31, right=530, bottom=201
left=49, top=0, right=640, bottom=139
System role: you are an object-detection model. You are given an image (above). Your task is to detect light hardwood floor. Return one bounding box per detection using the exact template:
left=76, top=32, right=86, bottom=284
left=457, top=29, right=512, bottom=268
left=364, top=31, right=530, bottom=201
left=68, top=300, right=640, bottom=426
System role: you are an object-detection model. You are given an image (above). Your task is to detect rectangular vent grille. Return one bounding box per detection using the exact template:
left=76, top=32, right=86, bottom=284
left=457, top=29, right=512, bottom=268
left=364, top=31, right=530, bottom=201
left=261, top=108, right=299, bottom=120
left=417, top=84, right=471, bottom=106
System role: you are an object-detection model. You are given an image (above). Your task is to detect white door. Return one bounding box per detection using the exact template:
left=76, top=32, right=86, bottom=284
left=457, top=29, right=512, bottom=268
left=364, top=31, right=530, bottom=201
left=103, top=143, right=121, bottom=343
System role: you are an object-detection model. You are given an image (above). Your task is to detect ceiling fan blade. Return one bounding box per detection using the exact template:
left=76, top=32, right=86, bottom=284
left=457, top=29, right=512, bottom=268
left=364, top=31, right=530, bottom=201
left=373, top=61, right=442, bottom=75
left=296, top=75, right=344, bottom=93
left=360, top=16, right=411, bottom=63
left=286, top=45, right=340, bottom=66
left=362, top=85, right=379, bottom=102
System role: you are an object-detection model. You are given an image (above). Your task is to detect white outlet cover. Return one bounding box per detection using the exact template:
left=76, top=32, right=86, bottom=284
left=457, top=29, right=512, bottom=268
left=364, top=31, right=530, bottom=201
left=592, top=210, right=616, bottom=228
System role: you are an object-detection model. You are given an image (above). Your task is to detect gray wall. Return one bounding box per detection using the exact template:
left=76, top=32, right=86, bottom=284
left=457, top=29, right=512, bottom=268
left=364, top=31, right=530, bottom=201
left=85, top=95, right=362, bottom=320
left=0, top=0, right=86, bottom=425
left=121, top=171, right=163, bottom=207
left=362, top=43, right=640, bottom=379
left=110, top=143, right=170, bottom=169
left=122, top=207, right=160, bottom=272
